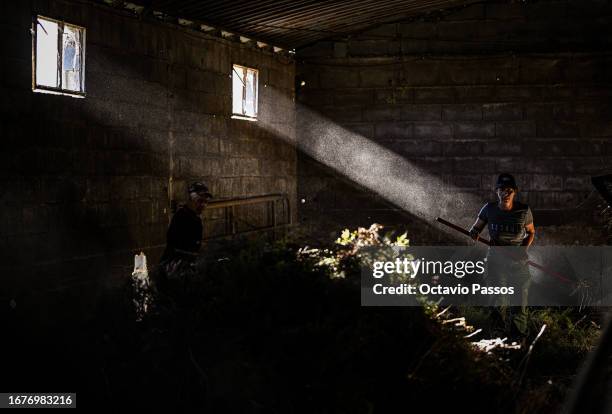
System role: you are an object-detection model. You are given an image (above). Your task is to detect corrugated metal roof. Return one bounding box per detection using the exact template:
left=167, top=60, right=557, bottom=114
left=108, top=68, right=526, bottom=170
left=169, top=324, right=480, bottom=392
left=131, top=0, right=477, bottom=49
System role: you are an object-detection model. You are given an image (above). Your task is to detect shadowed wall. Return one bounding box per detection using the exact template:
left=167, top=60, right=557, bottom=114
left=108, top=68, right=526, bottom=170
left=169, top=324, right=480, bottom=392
left=0, top=0, right=296, bottom=318
left=296, top=0, right=612, bottom=245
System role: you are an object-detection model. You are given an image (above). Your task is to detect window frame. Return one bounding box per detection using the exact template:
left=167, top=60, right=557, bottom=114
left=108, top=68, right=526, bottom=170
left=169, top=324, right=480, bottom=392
left=32, top=15, right=87, bottom=98
left=231, top=64, right=258, bottom=121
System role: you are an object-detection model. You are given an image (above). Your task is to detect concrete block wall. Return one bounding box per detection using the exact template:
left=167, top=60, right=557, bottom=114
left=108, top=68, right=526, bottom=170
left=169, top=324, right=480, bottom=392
left=296, top=0, right=612, bottom=245
left=0, top=0, right=296, bottom=313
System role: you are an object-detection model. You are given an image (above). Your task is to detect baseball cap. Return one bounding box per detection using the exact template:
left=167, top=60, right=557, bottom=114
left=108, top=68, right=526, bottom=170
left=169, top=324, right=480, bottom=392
left=495, top=173, right=517, bottom=189
left=188, top=182, right=213, bottom=198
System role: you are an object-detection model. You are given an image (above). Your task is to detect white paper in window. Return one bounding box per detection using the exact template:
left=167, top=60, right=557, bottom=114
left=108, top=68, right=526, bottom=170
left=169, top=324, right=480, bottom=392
left=245, top=69, right=256, bottom=117
left=62, top=25, right=82, bottom=92
left=36, top=18, right=59, bottom=88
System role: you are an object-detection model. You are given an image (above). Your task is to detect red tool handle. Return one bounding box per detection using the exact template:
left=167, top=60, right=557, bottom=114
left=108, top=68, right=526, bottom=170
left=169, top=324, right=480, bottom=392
left=436, top=217, right=491, bottom=246
left=435, top=217, right=572, bottom=284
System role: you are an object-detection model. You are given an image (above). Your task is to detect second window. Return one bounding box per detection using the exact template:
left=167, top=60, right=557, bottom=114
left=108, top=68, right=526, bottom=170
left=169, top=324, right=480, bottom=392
left=232, top=64, right=258, bottom=120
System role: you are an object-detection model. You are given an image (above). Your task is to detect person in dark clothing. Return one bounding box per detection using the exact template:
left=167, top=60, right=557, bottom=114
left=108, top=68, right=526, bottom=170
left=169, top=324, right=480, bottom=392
left=468, top=173, right=536, bottom=334
left=158, top=182, right=212, bottom=289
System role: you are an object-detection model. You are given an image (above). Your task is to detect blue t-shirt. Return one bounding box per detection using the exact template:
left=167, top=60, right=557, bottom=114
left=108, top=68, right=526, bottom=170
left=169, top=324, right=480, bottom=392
left=478, top=201, right=533, bottom=246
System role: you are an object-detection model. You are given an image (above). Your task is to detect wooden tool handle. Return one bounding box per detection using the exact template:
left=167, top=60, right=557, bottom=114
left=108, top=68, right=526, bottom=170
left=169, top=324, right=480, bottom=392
left=435, top=217, right=491, bottom=246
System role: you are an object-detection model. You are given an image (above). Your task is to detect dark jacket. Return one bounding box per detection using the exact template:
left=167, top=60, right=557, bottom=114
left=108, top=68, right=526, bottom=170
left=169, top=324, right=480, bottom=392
left=160, top=205, right=203, bottom=263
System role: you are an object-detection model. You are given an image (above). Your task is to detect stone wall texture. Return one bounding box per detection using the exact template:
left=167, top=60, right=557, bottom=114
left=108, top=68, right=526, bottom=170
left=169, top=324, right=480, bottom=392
left=0, top=0, right=296, bottom=318
left=296, top=0, right=612, bottom=245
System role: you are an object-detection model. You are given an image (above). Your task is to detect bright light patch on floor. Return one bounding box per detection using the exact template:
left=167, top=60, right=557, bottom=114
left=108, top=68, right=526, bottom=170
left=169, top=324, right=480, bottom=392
left=131, top=252, right=151, bottom=322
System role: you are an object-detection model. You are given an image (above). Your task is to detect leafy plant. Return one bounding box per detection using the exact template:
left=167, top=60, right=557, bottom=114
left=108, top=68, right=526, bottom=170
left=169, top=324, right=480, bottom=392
left=108, top=226, right=602, bottom=413
left=298, top=223, right=410, bottom=279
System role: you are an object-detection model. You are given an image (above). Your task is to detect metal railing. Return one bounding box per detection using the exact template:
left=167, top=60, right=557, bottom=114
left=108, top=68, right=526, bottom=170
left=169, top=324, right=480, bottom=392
left=204, top=193, right=292, bottom=239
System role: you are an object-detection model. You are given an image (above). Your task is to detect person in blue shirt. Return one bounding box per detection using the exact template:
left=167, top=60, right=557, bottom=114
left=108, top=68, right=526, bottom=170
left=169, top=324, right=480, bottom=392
left=468, top=173, right=536, bottom=335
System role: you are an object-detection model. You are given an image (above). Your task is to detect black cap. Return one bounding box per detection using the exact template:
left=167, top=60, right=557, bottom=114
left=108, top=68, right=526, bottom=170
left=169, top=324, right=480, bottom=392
left=495, top=173, right=517, bottom=190
left=188, top=182, right=213, bottom=198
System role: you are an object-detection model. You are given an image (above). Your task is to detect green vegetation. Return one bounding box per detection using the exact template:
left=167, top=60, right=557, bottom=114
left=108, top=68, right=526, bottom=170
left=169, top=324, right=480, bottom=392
left=105, top=225, right=601, bottom=412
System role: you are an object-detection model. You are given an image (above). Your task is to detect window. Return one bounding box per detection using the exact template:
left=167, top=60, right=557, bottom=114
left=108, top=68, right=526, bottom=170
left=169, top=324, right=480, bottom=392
left=232, top=64, right=258, bottom=120
left=33, top=16, right=85, bottom=97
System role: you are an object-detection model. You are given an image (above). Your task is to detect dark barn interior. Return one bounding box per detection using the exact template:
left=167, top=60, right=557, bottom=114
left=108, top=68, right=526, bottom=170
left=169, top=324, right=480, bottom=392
left=2, top=0, right=612, bottom=411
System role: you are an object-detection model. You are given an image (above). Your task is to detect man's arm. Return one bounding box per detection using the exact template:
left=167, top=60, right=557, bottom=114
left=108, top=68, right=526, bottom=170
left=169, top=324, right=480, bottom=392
left=469, top=218, right=487, bottom=241
left=469, top=203, right=489, bottom=241
left=522, top=223, right=535, bottom=247
left=522, top=207, right=535, bottom=248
